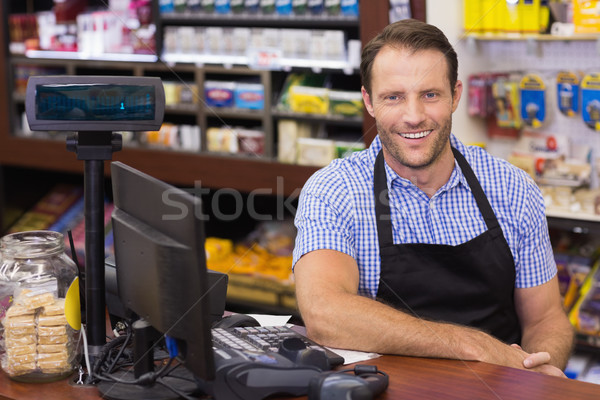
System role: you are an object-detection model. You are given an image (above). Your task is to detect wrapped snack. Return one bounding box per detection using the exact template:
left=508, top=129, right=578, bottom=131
left=0, top=231, right=81, bottom=381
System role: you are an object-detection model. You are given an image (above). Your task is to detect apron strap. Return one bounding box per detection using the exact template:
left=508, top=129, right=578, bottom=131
left=374, top=150, right=394, bottom=248
left=451, top=147, right=500, bottom=232
left=373, top=147, right=501, bottom=249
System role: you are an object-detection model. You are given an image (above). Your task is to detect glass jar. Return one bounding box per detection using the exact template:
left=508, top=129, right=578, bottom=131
left=0, top=231, right=81, bottom=382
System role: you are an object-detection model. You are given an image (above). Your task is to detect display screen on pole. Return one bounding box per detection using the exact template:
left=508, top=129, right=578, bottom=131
left=26, top=76, right=165, bottom=131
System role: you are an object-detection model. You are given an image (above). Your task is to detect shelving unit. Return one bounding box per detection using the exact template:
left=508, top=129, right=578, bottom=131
left=0, top=1, right=425, bottom=204
left=0, top=1, right=427, bottom=315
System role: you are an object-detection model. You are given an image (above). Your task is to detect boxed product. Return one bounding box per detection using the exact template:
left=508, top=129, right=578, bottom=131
left=335, top=140, right=365, bottom=159
left=205, top=81, right=235, bottom=108
left=573, top=0, right=600, bottom=34
left=296, top=137, right=335, bottom=166
left=237, top=129, right=265, bottom=155
left=277, top=119, right=312, bottom=163
left=289, top=86, right=329, bottom=114
left=207, top=126, right=239, bottom=153
left=329, top=90, right=363, bottom=117
left=234, top=83, right=265, bottom=110
left=231, top=28, right=251, bottom=55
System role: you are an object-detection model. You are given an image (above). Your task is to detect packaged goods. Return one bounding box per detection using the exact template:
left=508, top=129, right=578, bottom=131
left=296, top=137, right=335, bottom=166
left=329, top=90, right=363, bottom=116
left=205, top=80, right=235, bottom=108
left=234, top=83, right=265, bottom=110
left=0, top=231, right=80, bottom=382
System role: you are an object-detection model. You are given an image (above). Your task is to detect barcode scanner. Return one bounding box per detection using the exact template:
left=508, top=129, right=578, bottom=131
left=308, top=364, right=389, bottom=400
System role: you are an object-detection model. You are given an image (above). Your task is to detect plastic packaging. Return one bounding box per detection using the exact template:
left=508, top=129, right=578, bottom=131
left=0, top=231, right=81, bottom=382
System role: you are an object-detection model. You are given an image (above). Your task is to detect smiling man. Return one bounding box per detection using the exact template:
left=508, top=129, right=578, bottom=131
left=292, top=19, right=574, bottom=377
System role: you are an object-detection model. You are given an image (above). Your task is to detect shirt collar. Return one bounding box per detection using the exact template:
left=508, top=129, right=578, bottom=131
left=368, top=134, right=472, bottom=193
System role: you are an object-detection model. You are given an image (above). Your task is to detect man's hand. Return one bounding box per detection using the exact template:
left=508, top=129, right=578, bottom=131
left=511, top=344, right=566, bottom=378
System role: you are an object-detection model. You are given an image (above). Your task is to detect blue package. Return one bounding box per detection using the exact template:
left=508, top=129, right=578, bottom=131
left=245, top=0, right=260, bottom=12
left=308, top=0, right=324, bottom=14
left=341, top=0, right=358, bottom=16
left=235, top=83, right=265, bottom=110
left=276, top=0, right=293, bottom=14
left=159, top=0, right=175, bottom=13
left=205, top=81, right=235, bottom=108
left=215, top=0, right=231, bottom=13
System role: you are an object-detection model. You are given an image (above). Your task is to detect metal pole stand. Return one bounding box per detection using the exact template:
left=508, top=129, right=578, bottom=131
left=66, top=132, right=122, bottom=357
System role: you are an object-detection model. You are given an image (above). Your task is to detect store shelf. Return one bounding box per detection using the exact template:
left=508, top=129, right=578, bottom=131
left=463, top=32, right=600, bottom=42
left=0, top=0, right=400, bottom=227
left=546, top=210, right=600, bottom=235
left=205, top=107, right=267, bottom=120
left=23, top=50, right=159, bottom=63
left=164, top=103, right=198, bottom=115
left=0, top=135, right=318, bottom=196
left=161, top=52, right=357, bottom=74
left=161, top=12, right=360, bottom=28
left=272, top=109, right=363, bottom=127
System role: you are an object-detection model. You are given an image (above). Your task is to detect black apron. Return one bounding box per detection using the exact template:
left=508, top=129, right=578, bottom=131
left=374, top=147, right=521, bottom=344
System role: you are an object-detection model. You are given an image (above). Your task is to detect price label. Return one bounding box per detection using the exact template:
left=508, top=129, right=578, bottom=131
left=248, top=48, right=282, bottom=70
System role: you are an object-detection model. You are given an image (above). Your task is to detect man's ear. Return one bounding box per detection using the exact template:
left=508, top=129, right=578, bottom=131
left=361, top=86, right=375, bottom=118
left=452, top=80, right=463, bottom=113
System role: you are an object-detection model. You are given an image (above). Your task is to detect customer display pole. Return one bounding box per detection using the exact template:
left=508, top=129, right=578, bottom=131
left=24, top=75, right=165, bottom=359
left=66, top=132, right=122, bottom=355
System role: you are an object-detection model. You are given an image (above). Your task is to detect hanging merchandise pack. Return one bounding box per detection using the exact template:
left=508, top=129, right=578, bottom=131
left=581, top=72, right=600, bottom=132
left=0, top=231, right=81, bottom=382
left=519, top=73, right=547, bottom=129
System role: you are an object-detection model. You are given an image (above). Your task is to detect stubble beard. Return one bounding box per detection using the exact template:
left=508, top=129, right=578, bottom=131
left=377, top=117, right=453, bottom=171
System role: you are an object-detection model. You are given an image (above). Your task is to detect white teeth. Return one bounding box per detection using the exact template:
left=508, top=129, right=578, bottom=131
left=400, top=130, right=431, bottom=139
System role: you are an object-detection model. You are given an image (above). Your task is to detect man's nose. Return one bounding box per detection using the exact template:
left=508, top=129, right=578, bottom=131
left=402, top=98, right=426, bottom=127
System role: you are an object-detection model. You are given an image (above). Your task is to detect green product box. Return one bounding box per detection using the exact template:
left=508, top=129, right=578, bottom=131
left=329, top=90, right=363, bottom=117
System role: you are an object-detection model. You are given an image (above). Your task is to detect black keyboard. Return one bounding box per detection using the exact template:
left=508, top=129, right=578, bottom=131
left=197, top=326, right=345, bottom=399
left=211, top=325, right=345, bottom=367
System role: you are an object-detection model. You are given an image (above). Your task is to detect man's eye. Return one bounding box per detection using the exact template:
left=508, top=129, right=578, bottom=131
left=425, top=92, right=437, bottom=99
left=387, top=95, right=398, bottom=101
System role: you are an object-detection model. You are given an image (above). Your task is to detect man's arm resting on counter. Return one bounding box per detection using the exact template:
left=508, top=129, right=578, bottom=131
left=514, top=276, right=575, bottom=372
left=294, top=249, right=540, bottom=372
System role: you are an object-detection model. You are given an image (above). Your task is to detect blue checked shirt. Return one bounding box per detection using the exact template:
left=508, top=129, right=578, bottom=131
left=293, top=134, right=557, bottom=298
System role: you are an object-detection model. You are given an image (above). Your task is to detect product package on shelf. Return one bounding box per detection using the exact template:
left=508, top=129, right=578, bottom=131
left=277, top=119, right=313, bottom=163
left=141, top=124, right=201, bottom=152
left=508, top=130, right=592, bottom=189
left=581, top=72, right=600, bottom=133
left=463, top=0, right=550, bottom=34
left=7, top=185, right=83, bottom=234
left=570, top=261, right=600, bottom=338
left=204, top=220, right=297, bottom=310
left=207, top=126, right=265, bottom=156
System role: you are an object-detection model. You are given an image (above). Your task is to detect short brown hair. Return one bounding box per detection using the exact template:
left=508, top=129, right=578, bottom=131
left=360, top=19, right=458, bottom=96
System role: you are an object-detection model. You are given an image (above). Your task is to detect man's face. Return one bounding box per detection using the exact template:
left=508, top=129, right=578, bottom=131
left=362, top=46, right=462, bottom=173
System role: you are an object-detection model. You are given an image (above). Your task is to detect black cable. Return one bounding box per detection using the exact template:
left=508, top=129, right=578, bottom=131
left=97, top=357, right=175, bottom=385
left=105, top=329, right=132, bottom=374
left=90, top=335, right=129, bottom=383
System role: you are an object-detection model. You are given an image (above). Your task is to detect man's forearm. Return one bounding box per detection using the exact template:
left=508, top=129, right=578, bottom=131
left=520, top=313, right=575, bottom=370
left=301, top=291, right=528, bottom=369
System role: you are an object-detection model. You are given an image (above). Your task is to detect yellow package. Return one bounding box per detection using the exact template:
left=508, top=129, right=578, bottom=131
left=573, top=0, right=600, bottom=34
left=519, top=0, right=541, bottom=33
left=463, top=0, right=482, bottom=33
left=289, top=86, right=329, bottom=115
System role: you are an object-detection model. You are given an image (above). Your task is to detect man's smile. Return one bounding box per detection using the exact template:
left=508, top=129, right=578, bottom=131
left=398, top=130, right=433, bottom=139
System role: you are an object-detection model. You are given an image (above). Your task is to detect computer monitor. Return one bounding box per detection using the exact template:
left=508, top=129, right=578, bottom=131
left=100, top=161, right=216, bottom=399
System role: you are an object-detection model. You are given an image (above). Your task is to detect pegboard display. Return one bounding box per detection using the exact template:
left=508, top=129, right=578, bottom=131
left=469, top=38, right=600, bottom=188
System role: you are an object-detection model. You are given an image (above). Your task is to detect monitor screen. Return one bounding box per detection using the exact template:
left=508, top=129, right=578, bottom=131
left=109, top=161, right=214, bottom=382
